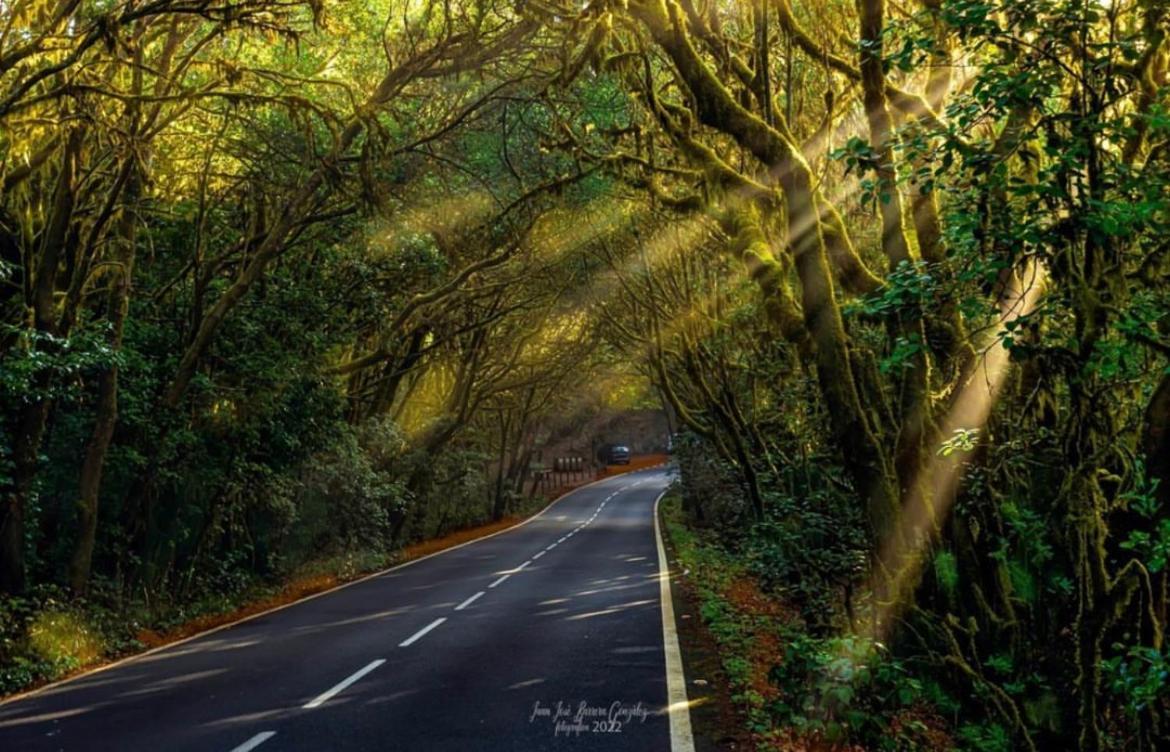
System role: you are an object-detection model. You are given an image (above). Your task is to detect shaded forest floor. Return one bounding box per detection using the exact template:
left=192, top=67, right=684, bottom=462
left=659, top=490, right=952, bottom=752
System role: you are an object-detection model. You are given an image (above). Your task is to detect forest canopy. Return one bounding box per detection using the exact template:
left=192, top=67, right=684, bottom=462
left=2, top=0, right=1169, bottom=749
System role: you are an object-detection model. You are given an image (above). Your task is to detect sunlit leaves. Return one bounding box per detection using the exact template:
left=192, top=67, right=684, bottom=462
left=938, top=428, right=980, bottom=457
left=878, top=334, right=925, bottom=374
left=941, top=0, right=1001, bottom=39
left=846, top=260, right=938, bottom=319
left=0, top=324, right=122, bottom=406
left=933, top=550, right=959, bottom=595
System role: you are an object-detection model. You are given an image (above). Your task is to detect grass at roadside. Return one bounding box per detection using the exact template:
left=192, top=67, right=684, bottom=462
left=660, top=488, right=801, bottom=747
left=660, top=489, right=954, bottom=752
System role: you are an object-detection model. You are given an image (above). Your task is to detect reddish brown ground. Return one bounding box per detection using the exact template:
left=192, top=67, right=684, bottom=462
left=689, top=570, right=869, bottom=752
left=667, top=529, right=950, bottom=752
left=659, top=492, right=952, bottom=752
left=135, top=572, right=345, bottom=649
left=661, top=516, right=754, bottom=751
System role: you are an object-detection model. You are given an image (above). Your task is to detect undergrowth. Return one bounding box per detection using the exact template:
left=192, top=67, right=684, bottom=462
left=662, top=488, right=962, bottom=751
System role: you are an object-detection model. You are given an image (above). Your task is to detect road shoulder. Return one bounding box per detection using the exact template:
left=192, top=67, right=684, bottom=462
left=657, top=490, right=755, bottom=752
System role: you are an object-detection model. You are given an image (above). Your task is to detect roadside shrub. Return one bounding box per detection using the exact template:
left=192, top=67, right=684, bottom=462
left=747, top=481, right=867, bottom=633
left=0, top=586, right=111, bottom=694
left=768, top=632, right=950, bottom=751
left=293, top=416, right=409, bottom=558
left=673, top=430, right=751, bottom=535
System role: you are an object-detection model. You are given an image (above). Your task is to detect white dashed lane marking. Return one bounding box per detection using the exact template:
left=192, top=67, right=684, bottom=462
left=483, top=476, right=637, bottom=595
left=399, top=618, right=446, bottom=647
left=229, top=731, right=276, bottom=752
left=304, top=660, right=385, bottom=708
left=454, top=592, right=484, bottom=611
left=214, top=472, right=662, bottom=752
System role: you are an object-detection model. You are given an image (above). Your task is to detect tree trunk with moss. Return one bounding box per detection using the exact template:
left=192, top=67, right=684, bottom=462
left=0, top=131, right=80, bottom=594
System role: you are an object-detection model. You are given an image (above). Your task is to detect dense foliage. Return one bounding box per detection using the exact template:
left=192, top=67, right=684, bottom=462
left=572, top=0, right=1170, bottom=749
left=0, top=0, right=619, bottom=692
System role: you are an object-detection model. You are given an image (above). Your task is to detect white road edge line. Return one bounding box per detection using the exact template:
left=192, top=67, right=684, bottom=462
left=454, top=591, right=484, bottom=611
left=0, top=470, right=629, bottom=708
left=399, top=617, right=447, bottom=647
left=229, top=730, right=276, bottom=752
left=304, top=660, right=385, bottom=708
left=654, top=487, right=696, bottom=752
left=488, top=574, right=509, bottom=588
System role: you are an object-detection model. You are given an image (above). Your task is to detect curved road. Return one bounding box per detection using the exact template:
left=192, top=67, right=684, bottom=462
left=0, top=467, right=688, bottom=751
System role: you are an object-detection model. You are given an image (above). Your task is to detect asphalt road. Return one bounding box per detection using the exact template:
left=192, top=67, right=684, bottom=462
left=0, top=467, right=687, bottom=751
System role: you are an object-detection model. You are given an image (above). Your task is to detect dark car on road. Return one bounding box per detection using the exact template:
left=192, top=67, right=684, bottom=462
left=607, top=445, right=631, bottom=465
